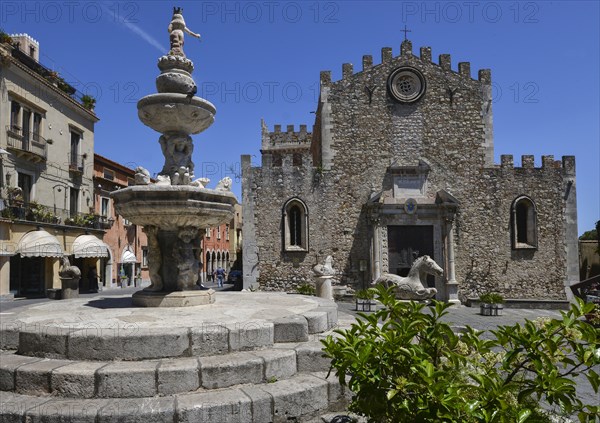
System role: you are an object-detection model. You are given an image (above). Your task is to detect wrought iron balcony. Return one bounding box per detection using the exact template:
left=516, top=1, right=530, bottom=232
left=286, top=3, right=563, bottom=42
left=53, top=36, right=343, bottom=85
left=0, top=202, right=112, bottom=230
left=6, top=125, right=47, bottom=162
left=68, top=154, right=85, bottom=173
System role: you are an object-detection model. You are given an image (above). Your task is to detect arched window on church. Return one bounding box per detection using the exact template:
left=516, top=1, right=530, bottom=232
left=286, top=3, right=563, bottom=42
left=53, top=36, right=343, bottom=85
left=282, top=198, right=309, bottom=251
left=511, top=196, right=537, bottom=249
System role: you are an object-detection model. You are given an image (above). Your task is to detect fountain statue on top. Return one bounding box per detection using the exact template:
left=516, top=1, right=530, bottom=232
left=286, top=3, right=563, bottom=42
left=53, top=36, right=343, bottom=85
left=112, top=7, right=237, bottom=307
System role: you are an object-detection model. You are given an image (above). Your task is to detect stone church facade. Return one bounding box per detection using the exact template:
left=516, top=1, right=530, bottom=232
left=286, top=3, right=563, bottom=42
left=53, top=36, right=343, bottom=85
left=241, top=39, right=579, bottom=302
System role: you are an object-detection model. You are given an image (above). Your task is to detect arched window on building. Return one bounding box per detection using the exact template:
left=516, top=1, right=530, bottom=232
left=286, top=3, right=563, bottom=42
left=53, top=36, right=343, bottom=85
left=511, top=196, right=537, bottom=249
left=282, top=198, right=309, bottom=252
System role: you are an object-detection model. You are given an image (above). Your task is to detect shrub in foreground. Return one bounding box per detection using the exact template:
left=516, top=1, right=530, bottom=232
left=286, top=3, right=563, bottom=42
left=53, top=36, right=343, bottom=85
left=322, top=285, right=600, bottom=422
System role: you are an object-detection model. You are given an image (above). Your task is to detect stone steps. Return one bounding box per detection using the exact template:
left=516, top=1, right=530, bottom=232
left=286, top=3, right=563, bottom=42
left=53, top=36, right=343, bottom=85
left=0, top=371, right=349, bottom=423
left=1, top=342, right=333, bottom=399
left=0, top=293, right=351, bottom=421
left=3, top=309, right=336, bottom=361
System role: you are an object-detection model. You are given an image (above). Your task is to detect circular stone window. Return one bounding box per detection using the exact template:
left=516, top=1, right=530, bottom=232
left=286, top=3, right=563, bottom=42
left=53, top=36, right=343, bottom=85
left=387, top=67, right=426, bottom=103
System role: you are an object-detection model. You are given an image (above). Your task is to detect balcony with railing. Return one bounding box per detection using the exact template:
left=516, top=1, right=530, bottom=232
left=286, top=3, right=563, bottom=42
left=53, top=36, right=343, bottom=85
left=6, top=125, right=47, bottom=162
left=0, top=202, right=114, bottom=230
left=68, top=154, right=85, bottom=174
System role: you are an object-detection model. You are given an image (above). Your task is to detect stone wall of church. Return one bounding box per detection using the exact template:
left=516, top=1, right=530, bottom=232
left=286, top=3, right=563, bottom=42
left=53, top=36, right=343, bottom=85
left=454, top=155, right=575, bottom=301
left=243, top=41, right=576, bottom=300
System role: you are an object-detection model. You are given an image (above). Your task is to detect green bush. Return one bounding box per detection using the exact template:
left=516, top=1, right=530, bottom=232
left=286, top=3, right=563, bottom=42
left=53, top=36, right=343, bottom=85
left=479, top=292, right=505, bottom=304
left=322, top=285, right=600, bottom=422
left=296, top=283, right=315, bottom=295
left=354, top=289, right=375, bottom=300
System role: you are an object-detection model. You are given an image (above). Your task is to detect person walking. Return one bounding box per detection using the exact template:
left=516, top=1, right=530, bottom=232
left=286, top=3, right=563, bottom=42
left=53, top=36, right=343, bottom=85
left=215, top=267, right=225, bottom=287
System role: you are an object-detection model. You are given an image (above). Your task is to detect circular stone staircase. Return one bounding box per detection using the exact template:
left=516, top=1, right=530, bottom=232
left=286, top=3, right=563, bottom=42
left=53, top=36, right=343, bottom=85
left=0, top=292, right=352, bottom=422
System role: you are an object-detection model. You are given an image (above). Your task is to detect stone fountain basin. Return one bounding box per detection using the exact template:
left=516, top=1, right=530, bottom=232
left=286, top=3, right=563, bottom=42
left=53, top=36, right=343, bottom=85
left=137, top=93, right=216, bottom=134
left=111, top=185, right=236, bottom=230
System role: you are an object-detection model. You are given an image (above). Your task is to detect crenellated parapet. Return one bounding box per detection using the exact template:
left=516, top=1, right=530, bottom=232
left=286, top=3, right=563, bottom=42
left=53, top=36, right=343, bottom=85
left=318, top=39, right=492, bottom=87
left=260, top=121, right=312, bottom=153
left=498, top=155, right=576, bottom=175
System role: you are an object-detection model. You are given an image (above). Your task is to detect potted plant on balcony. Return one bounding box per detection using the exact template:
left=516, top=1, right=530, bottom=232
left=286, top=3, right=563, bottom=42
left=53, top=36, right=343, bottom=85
left=81, top=94, right=96, bottom=111
left=355, top=288, right=376, bottom=312
left=0, top=30, right=13, bottom=45
left=479, top=292, right=505, bottom=316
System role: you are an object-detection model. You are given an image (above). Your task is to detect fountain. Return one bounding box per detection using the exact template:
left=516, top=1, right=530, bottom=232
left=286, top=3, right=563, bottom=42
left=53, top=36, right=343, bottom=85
left=111, top=7, right=236, bottom=307
left=0, top=10, right=348, bottom=421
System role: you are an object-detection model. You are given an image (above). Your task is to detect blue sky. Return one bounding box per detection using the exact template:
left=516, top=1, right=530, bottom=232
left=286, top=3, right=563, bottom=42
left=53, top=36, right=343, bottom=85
left=2, top=1, right=598, bottom=234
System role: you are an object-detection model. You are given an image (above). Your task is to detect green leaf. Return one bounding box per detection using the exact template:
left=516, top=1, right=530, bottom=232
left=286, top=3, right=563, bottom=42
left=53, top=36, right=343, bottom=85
left=517, top=408, right=532, bottom=423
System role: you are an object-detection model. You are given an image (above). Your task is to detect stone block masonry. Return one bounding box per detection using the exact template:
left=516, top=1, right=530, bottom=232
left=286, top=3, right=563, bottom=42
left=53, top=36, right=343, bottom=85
left=242, top=39, right=578, bottom=302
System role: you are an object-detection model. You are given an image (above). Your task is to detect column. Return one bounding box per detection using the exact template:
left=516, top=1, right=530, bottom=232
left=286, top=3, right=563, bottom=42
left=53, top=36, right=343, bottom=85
left=446, top=217, right=460, bottom=304
left=372, top=223, right=381, bottom=280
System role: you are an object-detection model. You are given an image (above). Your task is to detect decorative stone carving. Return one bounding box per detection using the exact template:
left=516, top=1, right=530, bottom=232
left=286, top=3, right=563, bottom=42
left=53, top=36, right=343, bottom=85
left=175, top=226, right=200, bottom=290
left=167, top=7, right=201, bottom=57
left=313, top=255, right=335, bottom=300
left=144, top=226, right=163, bottom=292
left=216, top=177, right=232, bottom=191
left=59, top=256, right=81, bottom=279
left=191, top=177, right=210, bottom=188
left=373, top=255, right=441, bottom=300
left=158, top=133, right=195, bottom=184
left=134, top=166, right=151, bottom=185
left=59, top=256, right=81, bottom=299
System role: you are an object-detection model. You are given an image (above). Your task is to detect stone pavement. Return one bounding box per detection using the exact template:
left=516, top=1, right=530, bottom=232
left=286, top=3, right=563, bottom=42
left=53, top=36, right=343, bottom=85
left=0, top=293, right=597, bottom=420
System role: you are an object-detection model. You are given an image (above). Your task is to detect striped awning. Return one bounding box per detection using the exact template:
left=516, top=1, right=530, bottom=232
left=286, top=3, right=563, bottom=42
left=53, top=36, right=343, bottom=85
left=121, top=248, right=137, bottom=263
left=72, top=235, right=110, bottom=258
left=17, top=230, right=64, bottom=257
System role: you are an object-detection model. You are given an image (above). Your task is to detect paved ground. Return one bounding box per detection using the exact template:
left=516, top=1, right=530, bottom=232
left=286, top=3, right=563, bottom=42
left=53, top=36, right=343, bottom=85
left=1, top=291, right=597, bottom=412
left=0, top=282, right=233, bottom=313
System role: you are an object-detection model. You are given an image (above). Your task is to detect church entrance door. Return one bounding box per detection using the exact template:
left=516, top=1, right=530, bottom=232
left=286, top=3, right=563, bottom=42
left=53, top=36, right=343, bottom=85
left=387, top=225, right=435, bottom=287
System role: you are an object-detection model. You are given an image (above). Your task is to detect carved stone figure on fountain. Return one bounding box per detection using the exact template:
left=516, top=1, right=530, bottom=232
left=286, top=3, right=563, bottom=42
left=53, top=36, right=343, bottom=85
left=159, top=132, right=194, bottom=184
left=216, top=177, right=233, bottom=191
left=168, top=7, right=201, bottom=57
left=134, top=166, right=151, bottom=185
left=175, top=226, right=200, bottom=290
left=144, top=226, right=163, bottom=292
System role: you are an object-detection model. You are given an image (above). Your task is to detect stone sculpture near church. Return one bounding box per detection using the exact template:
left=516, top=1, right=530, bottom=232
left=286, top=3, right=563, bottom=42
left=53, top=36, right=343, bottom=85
left=373, top=255, right=441, bottom=301
left=313, top=255, right=336, bottom=300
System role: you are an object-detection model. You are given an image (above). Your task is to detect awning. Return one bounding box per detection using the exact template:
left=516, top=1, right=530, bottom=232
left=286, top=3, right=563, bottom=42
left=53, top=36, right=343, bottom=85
left=72, top=235, right=110, bottom=258
left=17, top=230, right=64, bottom=257
left=121, top=248, right=137, bottom=263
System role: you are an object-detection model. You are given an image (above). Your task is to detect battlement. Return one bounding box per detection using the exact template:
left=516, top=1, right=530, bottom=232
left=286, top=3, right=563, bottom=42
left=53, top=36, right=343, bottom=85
left=261, top=121, right=312, bottom=152
left=499, top=155, right=575, bottom=175
left=320, top=39, right=491, bottom=87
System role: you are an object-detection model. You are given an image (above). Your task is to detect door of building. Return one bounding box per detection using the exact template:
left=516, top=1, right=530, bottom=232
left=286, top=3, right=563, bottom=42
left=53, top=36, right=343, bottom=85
left=10, top=255, right=44, bottom=296
left=387, top=225, right=435, bottom=287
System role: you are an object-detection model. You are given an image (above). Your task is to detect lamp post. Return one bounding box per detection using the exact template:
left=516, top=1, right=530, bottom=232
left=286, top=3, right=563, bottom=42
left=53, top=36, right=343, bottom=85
left=52, top=184, right=68, bottom=220
left=0, top=148, right=8, bottom=203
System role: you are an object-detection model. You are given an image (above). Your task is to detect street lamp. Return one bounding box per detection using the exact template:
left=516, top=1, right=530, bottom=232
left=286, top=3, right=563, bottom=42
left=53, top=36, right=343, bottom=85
left=52, top=184, right=68, bottom=219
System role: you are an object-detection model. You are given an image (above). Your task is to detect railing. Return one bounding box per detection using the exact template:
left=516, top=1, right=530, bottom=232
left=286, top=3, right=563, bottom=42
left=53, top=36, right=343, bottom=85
left=68, top=154, right=85, bottom=173
left=0, top=202, right=113, bottom=230
left=6, top=125, right=47, bottom=160
left=571, top=275, right=600, bottom=304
